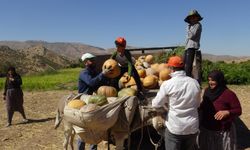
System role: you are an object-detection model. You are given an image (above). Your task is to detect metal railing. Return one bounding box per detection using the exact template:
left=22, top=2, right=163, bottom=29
left=126, top=46, right=178, bottom=54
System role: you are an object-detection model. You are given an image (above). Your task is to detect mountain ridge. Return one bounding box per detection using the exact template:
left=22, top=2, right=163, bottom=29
left=0, top=40, right=249, bottom=75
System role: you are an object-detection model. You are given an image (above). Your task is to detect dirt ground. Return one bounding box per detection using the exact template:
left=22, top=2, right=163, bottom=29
left=0, top=85, right=250, bottom=150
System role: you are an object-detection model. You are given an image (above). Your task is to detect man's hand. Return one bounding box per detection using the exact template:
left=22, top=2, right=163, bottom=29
left=102, top=68, right=111, bottom=75
left=214, top=110, right=230, bottom=120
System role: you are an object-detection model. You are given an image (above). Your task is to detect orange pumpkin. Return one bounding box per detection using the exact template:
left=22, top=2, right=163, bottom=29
left=159, top=68, right=171, bottom=81
left=102, top=59, right=121, bottom=78
left=158, top=63, right=168, bottom=71
left=150, top=63, right=159, bottom=72
left=97, top=86, right=117, bottom=97
left=143, top=75, right=158, bottom=89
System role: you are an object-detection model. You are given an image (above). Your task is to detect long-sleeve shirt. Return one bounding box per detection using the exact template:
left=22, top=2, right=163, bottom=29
left=200, top=89, right=242, bottom=131
left=152, top=71, right=201, bottom=135
left=185, top=22, right=202, bottom=49
left=78, top=67, right=105, bottom=94
left=4, top=74, right=22, bottom=95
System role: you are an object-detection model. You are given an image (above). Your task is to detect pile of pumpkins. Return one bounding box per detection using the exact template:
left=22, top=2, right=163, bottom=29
left=67, top=55, right=171, bottom=110
left=102, top=55, right=171, bottom=91
left=134, top=54, right=171, bottom=88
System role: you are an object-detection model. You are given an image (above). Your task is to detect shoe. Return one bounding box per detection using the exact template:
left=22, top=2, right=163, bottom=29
left=22, top=119, right=29, bottom=123
left=5, top=123, right=11, bottom=127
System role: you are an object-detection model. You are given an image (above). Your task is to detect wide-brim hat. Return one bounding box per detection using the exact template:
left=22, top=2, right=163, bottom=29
left=184, top=9, right=203, bottom=23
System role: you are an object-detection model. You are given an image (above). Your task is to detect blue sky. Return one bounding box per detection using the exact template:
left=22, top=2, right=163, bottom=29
left=0, top=0, right=250, bottom=56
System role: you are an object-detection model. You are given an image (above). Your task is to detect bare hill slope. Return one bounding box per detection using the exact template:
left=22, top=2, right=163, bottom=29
left=0, top=45, right=72, bottom=75
left=0, top=40, right=108, bottom=60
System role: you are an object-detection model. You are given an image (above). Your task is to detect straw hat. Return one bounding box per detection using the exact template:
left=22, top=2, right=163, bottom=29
left=184, top=9, right=203, bottom=23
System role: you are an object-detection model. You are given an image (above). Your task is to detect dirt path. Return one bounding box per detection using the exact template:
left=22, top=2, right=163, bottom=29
left=0, top=86, right=249, bottom=150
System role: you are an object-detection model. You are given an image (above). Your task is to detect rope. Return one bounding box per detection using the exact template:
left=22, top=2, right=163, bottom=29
left=146, top=126, right=163, bottom=150
left=137, top=106, right=145, bottom=150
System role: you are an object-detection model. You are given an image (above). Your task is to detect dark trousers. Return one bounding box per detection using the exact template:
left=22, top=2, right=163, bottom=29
left=6, top=89, right=26, bottom=124
left=164, top=128, right=198, bottom=150
left=184, top=48, right=202, bottom=84
left=7, top=109, right=26, bottom=124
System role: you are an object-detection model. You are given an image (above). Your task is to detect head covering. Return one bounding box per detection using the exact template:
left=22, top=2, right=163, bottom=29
left=115, top=37, right=126, bottom=47
left=7, top=66, right=16, bottom=72
left=203, top=70, right=227, bottom=102
left=167, top=56, right=184, bottom=68
left=81, top=53, right=96, bottom=62
left=184, top=9, right=203, bottom=23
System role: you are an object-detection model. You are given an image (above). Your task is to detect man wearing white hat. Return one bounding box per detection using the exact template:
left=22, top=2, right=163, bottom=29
left=77, top=53, right=110, bottom=150
left=78, top=53, right=110, bottom=94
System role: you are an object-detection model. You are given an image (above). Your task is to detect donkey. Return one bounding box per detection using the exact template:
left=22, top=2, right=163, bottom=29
left=55, top=91, right=167, bottom=150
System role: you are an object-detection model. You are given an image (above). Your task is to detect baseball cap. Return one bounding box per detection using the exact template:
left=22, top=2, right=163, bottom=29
left=81, top=53, right=96, bottom=62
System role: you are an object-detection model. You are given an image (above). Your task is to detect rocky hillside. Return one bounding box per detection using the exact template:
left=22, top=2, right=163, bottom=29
left=0, top=45, right=72, bottom=75
left=0, top=41, right=108, bottom=60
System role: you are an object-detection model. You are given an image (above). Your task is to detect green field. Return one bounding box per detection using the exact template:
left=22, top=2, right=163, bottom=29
left=0, top=68, right=82, bottom=91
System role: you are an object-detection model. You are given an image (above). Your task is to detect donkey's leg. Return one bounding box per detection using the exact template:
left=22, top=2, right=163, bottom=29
left=63, top=121, right=73, bottom=150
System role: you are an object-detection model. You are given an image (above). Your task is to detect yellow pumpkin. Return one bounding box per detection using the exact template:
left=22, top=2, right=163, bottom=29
left=145, top=55, right=154, bottom=64
left=102, top=59, right=121, bottom=78
left=97, top=86, right=117, bottom=97
left=143, top=75, right=158, bottom=89
left=137, top=69, right=146, bottom=78
left=135, top=60, right=143, bottom=67
left=159, top=68, right=171, bottom=81
left=68, top=99, right=85, bottom=109
left=137, top=55, right=146, bottom=62
left=150, top=63, right=159, bottom=72
left=119, top=72, right=137, bottom=89
left=145, top=68, right=158, bottom=76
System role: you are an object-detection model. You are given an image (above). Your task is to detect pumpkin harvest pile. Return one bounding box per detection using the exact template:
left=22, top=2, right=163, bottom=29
left=134, top=54, right=171, bottom=88
left=101, top=55, right=171, bottom=91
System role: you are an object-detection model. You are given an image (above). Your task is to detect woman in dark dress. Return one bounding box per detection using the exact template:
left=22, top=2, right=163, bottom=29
left=199, top=70, right=242, bottom=150
left=3, top=67, right=28, bottom=127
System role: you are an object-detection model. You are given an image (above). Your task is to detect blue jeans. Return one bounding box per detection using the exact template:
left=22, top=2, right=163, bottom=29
left=77, top=138, right=97, bottom=150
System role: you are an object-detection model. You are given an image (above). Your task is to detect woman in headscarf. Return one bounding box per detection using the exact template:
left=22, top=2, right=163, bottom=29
left=3, top=66, right=28, bottom=127
left=199, top=70, right=242, bottom=150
